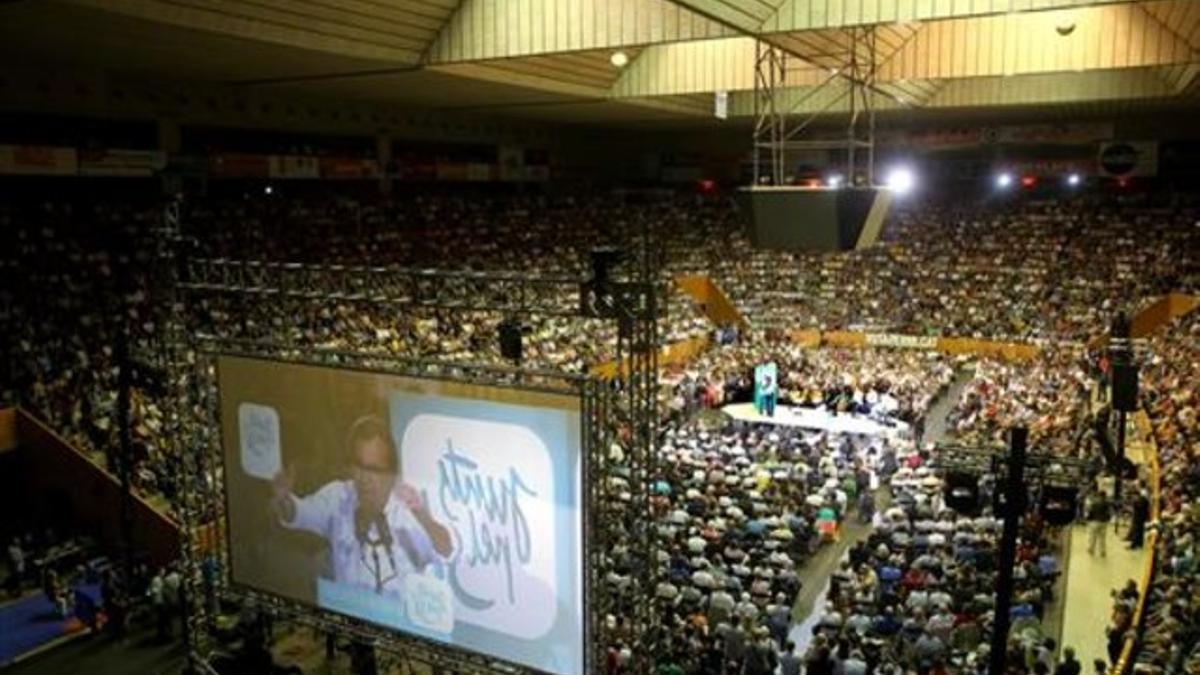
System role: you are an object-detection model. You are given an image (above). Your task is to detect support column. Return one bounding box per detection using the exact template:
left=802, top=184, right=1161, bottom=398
left=990, top=426, right=1028, bottom=675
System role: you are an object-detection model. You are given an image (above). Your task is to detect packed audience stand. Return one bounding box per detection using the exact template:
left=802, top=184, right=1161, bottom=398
left=1119, top=312, right=1200, bottom=675
left=3, top=187, right=1199, bottom=674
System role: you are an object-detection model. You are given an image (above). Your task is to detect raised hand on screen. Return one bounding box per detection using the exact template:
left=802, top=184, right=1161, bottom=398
left=397, top=482, right=453, bottom=557
left=270, top=465, right=297, bottom=524
left=396, top=482, right=424, bottom=514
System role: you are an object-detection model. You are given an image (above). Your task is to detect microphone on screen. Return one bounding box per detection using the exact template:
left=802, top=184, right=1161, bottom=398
left=354, top=507, right=398, bottom=594
left=374, top=511, right=399, bottom=581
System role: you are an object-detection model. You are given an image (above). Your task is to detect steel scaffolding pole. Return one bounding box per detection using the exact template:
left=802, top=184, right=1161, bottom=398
left=752, top=27, right=879, bottom=186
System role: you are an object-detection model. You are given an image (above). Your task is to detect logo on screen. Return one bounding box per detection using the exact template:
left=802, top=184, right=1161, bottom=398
left=401, top=413, right=558, bottom=640
left=237, top=403, right=281, bottom=480
left=406, top=573, right=455, bottom=634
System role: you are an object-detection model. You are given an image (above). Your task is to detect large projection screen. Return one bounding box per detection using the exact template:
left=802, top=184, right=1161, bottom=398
left=217, top=356, right=584, bottom=675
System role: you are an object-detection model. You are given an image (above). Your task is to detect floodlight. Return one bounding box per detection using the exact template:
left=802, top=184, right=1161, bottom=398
left=885, top=166, right=915, bottom=194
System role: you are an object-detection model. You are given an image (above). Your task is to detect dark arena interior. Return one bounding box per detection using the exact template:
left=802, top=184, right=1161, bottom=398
left=1, top=1, right=1199, bottom=675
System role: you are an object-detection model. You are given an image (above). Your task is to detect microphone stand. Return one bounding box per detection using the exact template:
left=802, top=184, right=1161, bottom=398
left=363, top=512, right=398, bottom=595
left=371, top=544, right=384, bottom=594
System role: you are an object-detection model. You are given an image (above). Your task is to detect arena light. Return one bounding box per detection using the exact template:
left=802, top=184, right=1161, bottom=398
left=610, top=51, right=629, bottom=68
left=885, top=166, right=915, bottom=195
left=1066, top=173, right=1082, bottom=187
left=1020, top=175, right=1037, bottom=188
left=995, top=172, right=1013, bottom=189
left=264, top=185, right=274, bottom=195
left=826, top=173, right=844, bottom=188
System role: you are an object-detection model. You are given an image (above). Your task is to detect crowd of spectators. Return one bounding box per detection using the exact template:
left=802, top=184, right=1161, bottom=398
left=3, top=187, right=1198, bottom=675
left=705, top=198, right=1200, bottom=341
left=3, top=194, right=716, bottom=512
left=641, top=419, right=901, bottom=673
left=608, top=341, right=945, bottom=673
left=801, top=440, right=1065, bottom=675
left=1121, top=312, right=1200, bottom=674
left=635, top=332, right=1079, bottom=674
left=947, top=349, right=1094, bottom=456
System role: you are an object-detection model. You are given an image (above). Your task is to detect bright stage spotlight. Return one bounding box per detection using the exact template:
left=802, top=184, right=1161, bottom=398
left=826, top=173, right=844, bottom=188
left=1067, top=173, right=1082, bottom=187
left=995, top=172, right=1013, bottom=189
left=885, top=166, right=915, bottom=194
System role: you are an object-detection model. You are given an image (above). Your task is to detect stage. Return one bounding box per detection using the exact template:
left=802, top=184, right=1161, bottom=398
left=721, top=402, right=909, bottom=438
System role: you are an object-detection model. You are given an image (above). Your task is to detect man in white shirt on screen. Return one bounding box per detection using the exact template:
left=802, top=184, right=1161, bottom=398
left=270, top=415, right=453, bottom=597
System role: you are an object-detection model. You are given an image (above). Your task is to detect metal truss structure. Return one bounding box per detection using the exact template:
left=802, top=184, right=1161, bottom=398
left=752, top=27, right=879, bottom=187
left=147, top=205, right=665, bottom=673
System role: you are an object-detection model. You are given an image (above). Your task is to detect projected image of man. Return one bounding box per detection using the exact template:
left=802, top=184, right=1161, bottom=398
left=759, top=373, right=777, bottom=417
left=270, top=415, right=453, bottom=596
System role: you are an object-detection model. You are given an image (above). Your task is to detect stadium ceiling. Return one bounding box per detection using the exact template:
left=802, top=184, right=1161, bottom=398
left=1, top=0, right=1197, bottom=124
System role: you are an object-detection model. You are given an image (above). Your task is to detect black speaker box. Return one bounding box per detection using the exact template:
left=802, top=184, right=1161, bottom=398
left=499, top=319, right=523, bottom=362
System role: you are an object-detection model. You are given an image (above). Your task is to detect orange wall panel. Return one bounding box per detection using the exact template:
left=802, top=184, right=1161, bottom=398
left=0, top=408, right=15, bottom=453
left=15, top=409, right=181, bottom=566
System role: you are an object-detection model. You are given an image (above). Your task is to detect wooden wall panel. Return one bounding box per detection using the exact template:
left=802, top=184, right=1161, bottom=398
left=428, top=0, right=734, bottom=63
left=16, top=410, right=182, bottom=567
left=0, top=408, right=15, bottom=454
left=67, top=0, right=428, bottom=63
left=880, top=6, right=1196, bottom=82
left=927, top=68, right=1173, bottom=107
left=763, top=0, right=1138, bottom=33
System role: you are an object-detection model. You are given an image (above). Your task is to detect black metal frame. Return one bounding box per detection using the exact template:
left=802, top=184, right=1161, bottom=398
left=751, top=27, right=879, bottom=187
left=201, top=346, right=596, bottom=674
left=931, top=432, right=1090, bottom=675
left=151, top=200, right=664, bottom=674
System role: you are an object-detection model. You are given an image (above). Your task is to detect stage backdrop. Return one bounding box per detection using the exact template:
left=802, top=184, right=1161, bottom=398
left=218, top=356, right=583, bottom=675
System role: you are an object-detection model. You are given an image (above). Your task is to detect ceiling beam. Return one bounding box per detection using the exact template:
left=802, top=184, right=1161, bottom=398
left=611, top=37, right=827, bottom=98
left=925, top=67, right=1175, bottom=108
left=659, top=0, right=781, bottom=34
left=425, top=0, right=1156, bottom=66
left=760, top=0, right=1142, bottom=34
left=427, top=63, right=708, bottom=118
left=715, top=68, right=1178, bottom=118
left=613, top=4, right=1197, bottom=99
left=658, top=0, right=911, bottom=109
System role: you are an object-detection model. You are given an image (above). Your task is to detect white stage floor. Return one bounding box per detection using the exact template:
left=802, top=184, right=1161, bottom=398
left=721, top=402, right=909, bottom=438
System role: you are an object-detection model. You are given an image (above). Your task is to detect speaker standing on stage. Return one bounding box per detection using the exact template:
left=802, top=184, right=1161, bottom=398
left=759, top=372, right=777, bottom=417
left=270, top=415, right=453, bottom=595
